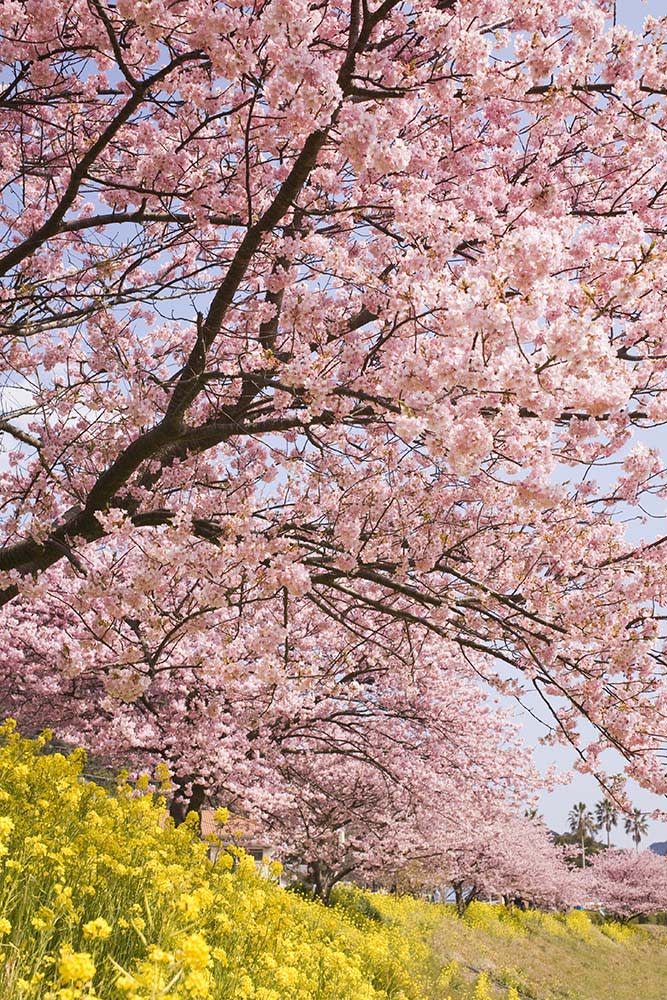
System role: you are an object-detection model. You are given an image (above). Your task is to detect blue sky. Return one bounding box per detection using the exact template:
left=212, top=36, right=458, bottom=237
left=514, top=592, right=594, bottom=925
left=618, top=0, right=666, bottom=30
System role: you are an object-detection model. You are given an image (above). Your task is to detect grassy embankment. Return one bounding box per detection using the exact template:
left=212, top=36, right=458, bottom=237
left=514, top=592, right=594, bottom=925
left=0, top=722, right=665, bottom=1000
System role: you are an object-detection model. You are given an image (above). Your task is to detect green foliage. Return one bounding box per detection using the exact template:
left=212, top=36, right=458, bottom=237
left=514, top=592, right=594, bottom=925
left=331, top=884, right=385, bottom=925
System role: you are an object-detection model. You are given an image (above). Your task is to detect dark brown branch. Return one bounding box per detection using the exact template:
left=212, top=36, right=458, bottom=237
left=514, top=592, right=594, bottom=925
left=0, top=50, right=205, bottom=278
left=57, top=210, right=244, bottom=234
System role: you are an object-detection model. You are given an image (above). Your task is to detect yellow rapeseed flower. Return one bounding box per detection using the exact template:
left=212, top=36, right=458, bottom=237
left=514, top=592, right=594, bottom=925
left=83, top=917, right=113, bottom=940
left=58, top=945, right=96, bottom=984
left=183, top=968, right=213, bottom=997
left=115, top=973, right=137, bottom=992
left=214, top=807, right=229, bottom=826
left=237, top=974, right=254, bottom=998
left=177, top=932, right=211, bottom=971
left=0, top=728, right=459, bottom=1000
left=147, top=945, right=173, bottom=964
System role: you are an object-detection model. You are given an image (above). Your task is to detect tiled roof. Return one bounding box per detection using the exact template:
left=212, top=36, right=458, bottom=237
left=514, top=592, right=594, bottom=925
left=200, top=809, right=271, bottom=850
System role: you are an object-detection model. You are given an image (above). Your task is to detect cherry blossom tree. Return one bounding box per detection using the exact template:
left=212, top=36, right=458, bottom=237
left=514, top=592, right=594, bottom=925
left=419, top=813, right=578, bottom=914
left=237, top=676, right=542, bottom=901
left=587, top=849, right=667, bottom=921
left=3, top=0, right=667, bottom=815
left=0, top=583, right=544, bottom=883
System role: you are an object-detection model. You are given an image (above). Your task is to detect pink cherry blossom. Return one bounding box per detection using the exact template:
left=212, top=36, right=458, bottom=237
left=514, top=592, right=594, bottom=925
left=2, top=1, right=667, bottom=884
left=587, top=849, right=667, bottom=921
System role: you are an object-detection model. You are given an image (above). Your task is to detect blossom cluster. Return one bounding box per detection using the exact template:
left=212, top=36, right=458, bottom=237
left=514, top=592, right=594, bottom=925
left=3, top=0, right=667, bottom=800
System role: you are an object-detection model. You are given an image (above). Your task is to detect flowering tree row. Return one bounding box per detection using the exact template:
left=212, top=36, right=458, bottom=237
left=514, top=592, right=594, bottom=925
left=376, top=823, right=667, bottom=922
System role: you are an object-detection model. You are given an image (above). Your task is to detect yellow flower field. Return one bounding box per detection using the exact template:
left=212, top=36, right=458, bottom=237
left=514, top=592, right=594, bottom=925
left=0, top=723, right=447, bottom=1000
left=0, top=723, right=660, bottom=1000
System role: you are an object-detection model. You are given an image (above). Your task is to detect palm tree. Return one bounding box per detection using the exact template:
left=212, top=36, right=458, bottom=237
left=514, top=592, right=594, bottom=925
left=568, top=802, right=596, bottom=868
left=624, top=809, right=648, bottom=853
left=594, top=798, right=618, bottom=848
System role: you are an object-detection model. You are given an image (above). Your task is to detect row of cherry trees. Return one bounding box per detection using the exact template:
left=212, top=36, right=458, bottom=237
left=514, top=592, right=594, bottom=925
left=3, top=0, right=667, bottom=911
left=442, top=842, right=667, bottom=922
left=400, top=833, right=667, bottom=923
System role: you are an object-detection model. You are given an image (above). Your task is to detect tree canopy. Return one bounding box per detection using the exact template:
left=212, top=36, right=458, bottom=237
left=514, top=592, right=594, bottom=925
left=2, top=0, right=667, bottom=869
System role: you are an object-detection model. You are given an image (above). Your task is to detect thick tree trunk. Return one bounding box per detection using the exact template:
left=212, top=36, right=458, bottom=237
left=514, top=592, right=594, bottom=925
left=168, top=779, right=206, bottom=828
left=308, top=861, right=337, bottom=905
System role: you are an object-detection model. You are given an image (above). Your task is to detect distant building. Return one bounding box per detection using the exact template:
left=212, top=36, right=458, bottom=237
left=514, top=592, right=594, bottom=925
left=199, top=809, right=275, bottom=866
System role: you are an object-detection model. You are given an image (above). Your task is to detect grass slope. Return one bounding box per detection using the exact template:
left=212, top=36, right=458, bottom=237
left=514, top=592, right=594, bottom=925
left=380, top=896, right=667, bottom=1000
